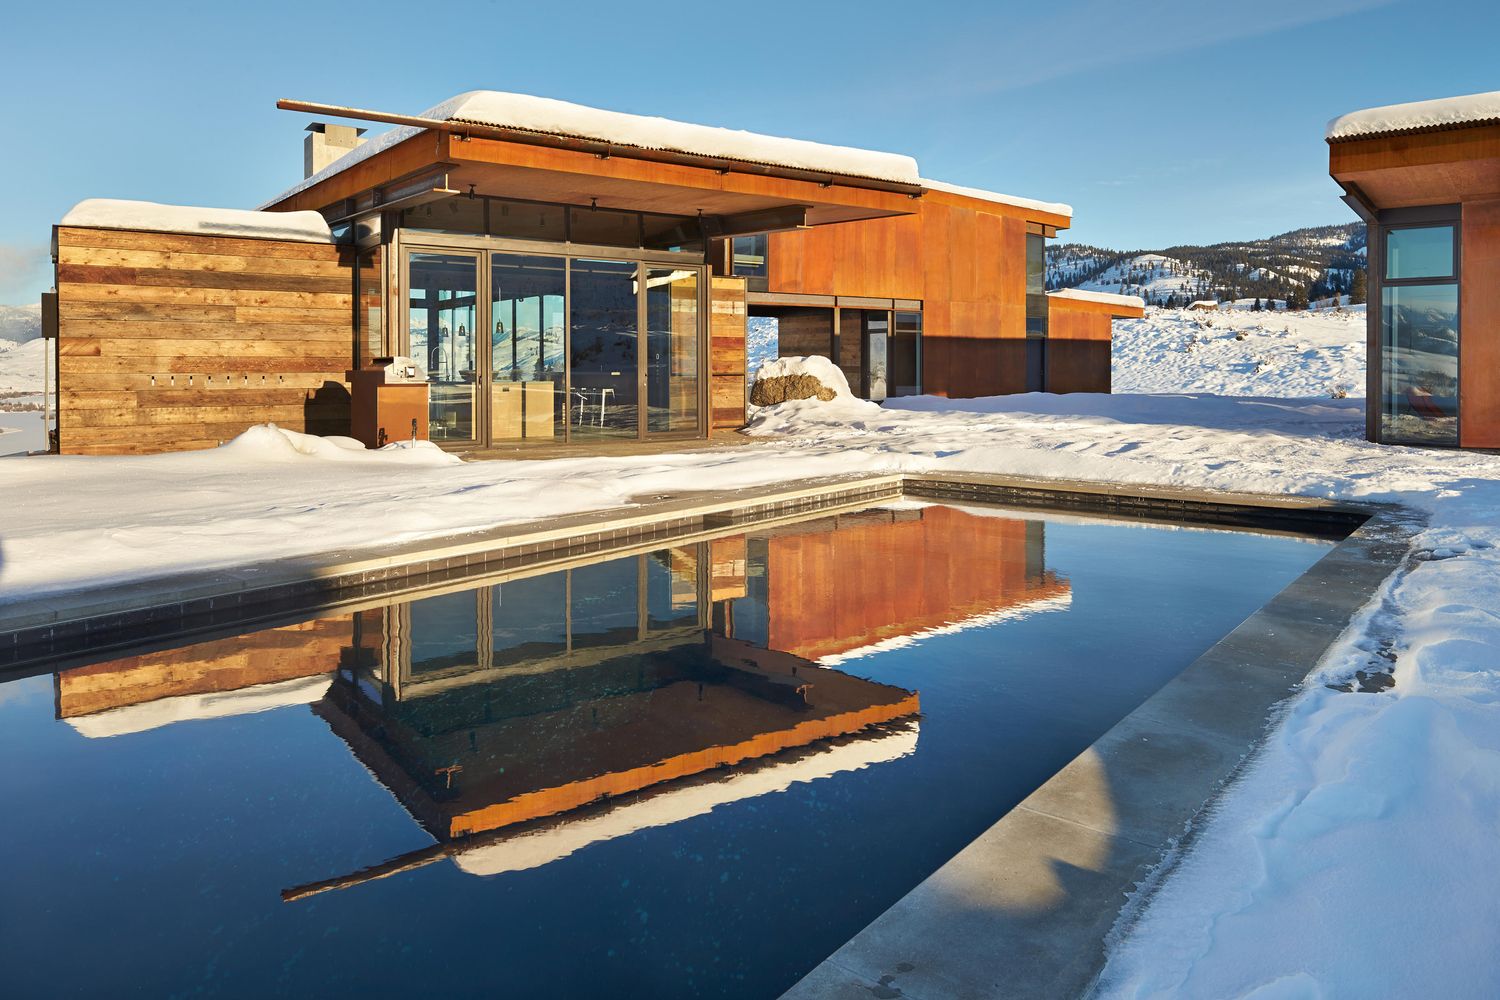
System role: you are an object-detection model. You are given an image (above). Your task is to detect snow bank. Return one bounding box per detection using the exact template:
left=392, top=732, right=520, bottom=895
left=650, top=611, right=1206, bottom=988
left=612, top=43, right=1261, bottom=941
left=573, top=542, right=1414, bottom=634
left=1047, top=288, right=1145, bottom=310
left=268, top=91, right=920, bottom=206
left=218, top=424, right=462, bottom=465
left=919, top=177, right=1072, bottom=219
left=1327, top=89, right=1500, bottom=140
left=61, top=199, right=333, bottom=243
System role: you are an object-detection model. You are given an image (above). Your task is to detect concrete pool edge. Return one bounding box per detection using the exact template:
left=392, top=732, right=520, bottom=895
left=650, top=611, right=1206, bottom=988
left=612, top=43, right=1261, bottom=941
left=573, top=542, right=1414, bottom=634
left=0, top=472, right=1389, bottom=671
left=778, top=489, right=1422, bottom=1000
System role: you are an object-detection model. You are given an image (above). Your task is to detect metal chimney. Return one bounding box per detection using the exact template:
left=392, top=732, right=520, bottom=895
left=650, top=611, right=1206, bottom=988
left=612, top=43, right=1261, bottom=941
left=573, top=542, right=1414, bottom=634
left=303, top=122, right=368, bottom=178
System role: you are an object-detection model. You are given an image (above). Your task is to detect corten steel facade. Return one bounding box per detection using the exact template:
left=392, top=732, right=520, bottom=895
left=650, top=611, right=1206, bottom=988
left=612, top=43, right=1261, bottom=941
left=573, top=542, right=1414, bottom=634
left=46, top=95, right=1141, bottom=456
left=1328, top=98, right=1500, bottom=448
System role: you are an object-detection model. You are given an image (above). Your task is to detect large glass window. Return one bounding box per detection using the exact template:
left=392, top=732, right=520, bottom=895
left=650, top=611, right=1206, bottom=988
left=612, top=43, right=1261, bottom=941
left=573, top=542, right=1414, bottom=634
left=1381, top=283, right=1459, bottom=444
left=569, top=206, right=641, bottom=248
left=1379, top=222, right=1458, bottom=445
left=731, top=235, right=768, bottom=278
left=1025, top=233, right=1048, bottom=338
left=1386, top=226, right=1455, bottom=280
left=407, top=591, right=480, bottom=675
left=490, top=253, right=565, bottom=442
left=408, top=252, right=478, bottom=442
left=645, top=267, right=700, bottom=433
left=488, top=199, right=567, bottom=242
left=642, top=214, right=705, bottom=253
left=864, top=312, right=889, bottom=402
left=401, top=198, right=485, bottom=235
left=647, top=548, right=700, bottom=631
left=570, top=259, right=640, bottom=441
left=570, top=558, right=641, bottom=650
left=890, top=311, right=922, bottom=397
left=356, top=247, right=383, bottom=367
left=491, top=573, right=568, bottom=668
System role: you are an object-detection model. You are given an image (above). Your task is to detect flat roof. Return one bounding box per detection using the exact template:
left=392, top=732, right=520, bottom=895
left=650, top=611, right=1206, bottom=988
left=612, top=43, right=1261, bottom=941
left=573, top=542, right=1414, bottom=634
left=264, top=91, right=1071, bottom=221
left=1326, top=90, right=1500, bottom=141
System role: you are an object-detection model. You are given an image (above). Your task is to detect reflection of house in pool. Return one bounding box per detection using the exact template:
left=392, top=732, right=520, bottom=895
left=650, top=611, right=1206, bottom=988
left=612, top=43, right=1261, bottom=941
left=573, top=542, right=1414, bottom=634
left=722, top=505, right=1071, bottom=662
left=289, top=507, right=1069, bottom=894
left=51, top=505, right=1070, bottom=894
left=288, top=545, right=921, bottom=898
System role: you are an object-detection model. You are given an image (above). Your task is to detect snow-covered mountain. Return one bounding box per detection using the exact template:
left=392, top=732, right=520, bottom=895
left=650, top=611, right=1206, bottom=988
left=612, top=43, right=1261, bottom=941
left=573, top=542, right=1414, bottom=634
left=1048, top=223, right=1367, bottom=309
left=0, top=303, right=42, bottom=343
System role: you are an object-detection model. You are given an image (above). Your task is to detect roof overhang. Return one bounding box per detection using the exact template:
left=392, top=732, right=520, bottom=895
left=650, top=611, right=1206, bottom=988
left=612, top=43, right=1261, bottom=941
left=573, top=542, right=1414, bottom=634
left=265, top=101, right=922, bottom=228
left=1328, top=122, right=1500, bottom=211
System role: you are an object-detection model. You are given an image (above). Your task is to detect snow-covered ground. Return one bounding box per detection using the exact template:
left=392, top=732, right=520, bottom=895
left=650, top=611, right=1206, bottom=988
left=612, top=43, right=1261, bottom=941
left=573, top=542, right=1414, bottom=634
left=2, top=307, right=1497, bottom=996
left=1113, top=305, right=1365, bottom=398
left=0, top=338, right=47, bottom=456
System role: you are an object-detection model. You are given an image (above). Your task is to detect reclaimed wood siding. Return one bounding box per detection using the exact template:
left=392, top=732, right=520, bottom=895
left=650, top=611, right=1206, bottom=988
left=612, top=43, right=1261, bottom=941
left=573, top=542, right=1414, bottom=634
left=54, top=227, right=357, bottom=454
left=709, top=276, right=747, bottom=434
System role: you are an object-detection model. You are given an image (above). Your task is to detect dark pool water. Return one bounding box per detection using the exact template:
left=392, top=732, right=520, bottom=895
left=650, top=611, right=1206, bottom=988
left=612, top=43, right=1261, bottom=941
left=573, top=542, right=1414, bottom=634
left=0, top=503, right=1334, bottom=999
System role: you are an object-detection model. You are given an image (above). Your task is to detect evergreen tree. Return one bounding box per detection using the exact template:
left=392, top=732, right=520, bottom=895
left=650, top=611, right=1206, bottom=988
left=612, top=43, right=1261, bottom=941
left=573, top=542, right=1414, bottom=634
left=1349, top=268, right=1368, bottom=305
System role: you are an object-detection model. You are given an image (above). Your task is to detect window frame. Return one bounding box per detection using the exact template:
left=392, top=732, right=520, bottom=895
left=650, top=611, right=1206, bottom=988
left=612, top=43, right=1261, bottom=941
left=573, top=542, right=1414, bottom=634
left=1373, top=206, right=1462, bottom=446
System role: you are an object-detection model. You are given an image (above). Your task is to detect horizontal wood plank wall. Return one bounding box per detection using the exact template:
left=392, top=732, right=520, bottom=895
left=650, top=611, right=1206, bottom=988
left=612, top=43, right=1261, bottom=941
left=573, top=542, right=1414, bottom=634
left=709, top=277, right=748, bottom=435
left=1461, top=197, right=1500, bottom=448
left=765, top=194, right=1038, bottom=397
left=55, top=226, right=356, bottom=454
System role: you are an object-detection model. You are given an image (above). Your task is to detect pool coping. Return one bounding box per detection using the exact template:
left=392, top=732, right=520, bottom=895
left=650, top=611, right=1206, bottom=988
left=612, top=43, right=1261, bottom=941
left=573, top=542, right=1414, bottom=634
left=779, top=485, right=1422, bottom=1000
left=0, top=472, right=1369, bottom=672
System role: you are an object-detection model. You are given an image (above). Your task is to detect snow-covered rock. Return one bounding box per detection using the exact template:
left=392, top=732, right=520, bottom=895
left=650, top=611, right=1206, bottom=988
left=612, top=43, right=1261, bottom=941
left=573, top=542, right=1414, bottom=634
left=750, top=355, right=856, bottom=406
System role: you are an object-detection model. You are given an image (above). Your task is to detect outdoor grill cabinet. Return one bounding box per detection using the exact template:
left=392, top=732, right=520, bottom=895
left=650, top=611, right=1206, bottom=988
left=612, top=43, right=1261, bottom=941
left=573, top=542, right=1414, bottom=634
left=347, top=357, right=430, bottom=449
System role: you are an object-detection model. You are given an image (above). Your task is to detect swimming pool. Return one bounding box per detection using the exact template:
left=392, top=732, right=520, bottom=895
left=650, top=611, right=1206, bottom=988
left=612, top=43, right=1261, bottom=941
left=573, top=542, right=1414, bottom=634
left=0, top=502, right=1336, bottom=998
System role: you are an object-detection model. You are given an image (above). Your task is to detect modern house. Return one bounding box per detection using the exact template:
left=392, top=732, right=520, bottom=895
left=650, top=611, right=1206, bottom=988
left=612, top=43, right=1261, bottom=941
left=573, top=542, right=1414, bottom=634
left=46, top=92, right=1143, bottom=455
left=1327, top=89, right=1500, bottom=448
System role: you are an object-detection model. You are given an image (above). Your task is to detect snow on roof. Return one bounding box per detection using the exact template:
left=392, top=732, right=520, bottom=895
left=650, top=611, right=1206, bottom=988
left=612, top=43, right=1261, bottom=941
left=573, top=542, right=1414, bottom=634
left=61, top=199, right=333, bottom=243
left=1326, top=90, right=1500, bottom=141
left=919, top=177, right=1072, bottom=219
left=1048, top=288, right=1146, bottom=310
left=265, top=91, right=922, bottom=207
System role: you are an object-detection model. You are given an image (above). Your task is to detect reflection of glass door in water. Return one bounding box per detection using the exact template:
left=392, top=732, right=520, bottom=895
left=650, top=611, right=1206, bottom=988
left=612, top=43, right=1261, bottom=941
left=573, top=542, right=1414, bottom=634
left=645, top=268, right=699, bottom=434
left=570, top=259, right=639, bottom=441
left=408, top=252, right=478, bottom=442
left=491, top=253, right=565, bottom=443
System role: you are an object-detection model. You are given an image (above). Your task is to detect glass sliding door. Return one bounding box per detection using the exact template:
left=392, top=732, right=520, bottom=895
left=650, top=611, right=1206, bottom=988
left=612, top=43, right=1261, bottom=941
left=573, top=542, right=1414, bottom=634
left=490, top=253, right=565, bottom=443
left=891, top=310, right=922, bottom=397
left=645, top=267, right=700, bottom=434
left=570, top=258, right=639, bottom=441
left=408, top=252, right=479, bottom=443
left=1380, top=223, right=1459, bottom=445
left=864, top=311, right=889, bottom=402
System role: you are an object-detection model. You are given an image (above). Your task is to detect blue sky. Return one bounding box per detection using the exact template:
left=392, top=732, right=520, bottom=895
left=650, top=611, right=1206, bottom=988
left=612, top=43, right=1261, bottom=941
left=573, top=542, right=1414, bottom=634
left=2, top=0, right=1497, bottom=304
